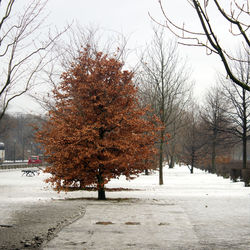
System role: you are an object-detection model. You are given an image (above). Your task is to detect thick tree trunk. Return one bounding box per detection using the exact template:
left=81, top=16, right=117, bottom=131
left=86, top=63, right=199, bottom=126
left=98, top=187, right=106, bottom=200
left=79, top=180, right=84, bottom=189
left=97, top=172, right=106, bottom=200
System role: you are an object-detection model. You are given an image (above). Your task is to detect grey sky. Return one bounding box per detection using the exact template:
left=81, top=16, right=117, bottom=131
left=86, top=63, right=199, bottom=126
left=9, top=0, right=240, bottom=113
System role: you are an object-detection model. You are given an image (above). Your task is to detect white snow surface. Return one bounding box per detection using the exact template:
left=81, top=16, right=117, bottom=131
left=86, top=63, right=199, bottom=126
left=1, top=165, right=250, bottom=249
left=1, top=165, right=248, bottom=202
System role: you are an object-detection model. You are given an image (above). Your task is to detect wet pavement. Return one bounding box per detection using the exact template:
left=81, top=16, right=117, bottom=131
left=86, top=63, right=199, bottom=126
left=43, top=199, right=202, bottom=250
left=43, top=196, right=250, bottom=250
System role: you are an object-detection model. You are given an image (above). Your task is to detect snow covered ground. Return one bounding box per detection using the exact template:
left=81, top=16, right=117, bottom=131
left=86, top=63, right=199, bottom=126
left=0, top=168, right=69, bottom=226
left=1, top=165, right=250, bottom=249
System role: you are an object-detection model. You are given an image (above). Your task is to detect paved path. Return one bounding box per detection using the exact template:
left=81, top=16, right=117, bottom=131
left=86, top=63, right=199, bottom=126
left=44, top=196, right=250, bottom=250
left=43, top=168, right=250, bottom=250
left=44, top=199, right=202, bottom=250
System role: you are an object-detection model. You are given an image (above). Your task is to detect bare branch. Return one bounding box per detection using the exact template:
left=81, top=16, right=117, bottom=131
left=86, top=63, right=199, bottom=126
left=0, top=0, right=15, bottom=31
left=155, top=0, right=250, bottom=91
left=213, top=0, right=250, bottom=47
left=0, top=0, right=68, bottom=119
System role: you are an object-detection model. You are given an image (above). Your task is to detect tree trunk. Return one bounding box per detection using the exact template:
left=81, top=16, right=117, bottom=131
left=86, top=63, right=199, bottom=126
left=98, top=187, right=106, bottom=200
left=242, top=132, right=247, bottom=169
left=191, top=148, right=194, bottom=174
left=169, top=155, right=175, bottom=168
left=242, top=89, right=247, bottom=169
left=190, top=166, right=194, bottom=174
left=159, top=131, right=164, bottom=185
left=211, top=127, right=217, bottom=174
left=211, top=140, right=216, bottom=173
left=79, top=180, right=84, bottom=189
left=97, top=172, right=106, bottom=200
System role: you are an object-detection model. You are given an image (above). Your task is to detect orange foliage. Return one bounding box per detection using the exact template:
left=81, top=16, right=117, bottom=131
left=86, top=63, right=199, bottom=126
left=36, top=47, right=161, bottom=197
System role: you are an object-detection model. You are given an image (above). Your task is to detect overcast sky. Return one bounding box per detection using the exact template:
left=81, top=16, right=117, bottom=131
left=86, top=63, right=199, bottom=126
left=9, top=0, right=238, bottom=114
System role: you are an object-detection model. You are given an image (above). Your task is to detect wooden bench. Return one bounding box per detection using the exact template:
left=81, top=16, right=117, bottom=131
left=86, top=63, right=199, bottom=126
left=21, top=169, right=39, bottom=177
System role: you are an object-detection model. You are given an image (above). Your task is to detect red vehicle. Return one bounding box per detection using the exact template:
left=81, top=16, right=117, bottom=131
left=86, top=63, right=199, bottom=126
left=28, top=155, right=42, bottom=165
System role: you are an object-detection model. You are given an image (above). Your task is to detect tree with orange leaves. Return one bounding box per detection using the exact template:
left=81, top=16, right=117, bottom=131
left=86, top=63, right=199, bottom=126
left=37, top=46, right=161, bottom=200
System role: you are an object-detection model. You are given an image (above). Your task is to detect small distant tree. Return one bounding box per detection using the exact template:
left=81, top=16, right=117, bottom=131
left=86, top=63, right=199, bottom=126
left=36, top=47, right=160, bottom=200
left=179, top=103, right=205, bottom=174
left=201, top=87, right=233, bottom=173
left=221, top=50, right=250, bottom=169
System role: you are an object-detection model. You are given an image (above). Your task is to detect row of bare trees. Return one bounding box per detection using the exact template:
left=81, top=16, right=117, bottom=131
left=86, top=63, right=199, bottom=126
left=142, top=0, right=250, bottom=183
left=137, top=26, right=249, bottom=182
left=149, top=79, right=248, bottom=179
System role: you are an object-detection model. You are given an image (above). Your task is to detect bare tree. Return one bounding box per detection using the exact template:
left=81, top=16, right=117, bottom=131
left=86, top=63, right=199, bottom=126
left=153, top=0, right=250, bottom=91
left=201, top=86, right=234, bottom=172
left=0, top=0, right=65, bottom=119
left=179, top=103, right=206, bottom=174
left=164, top=103, right=189, bottom=169
left=221, top=49, right=250, bottom=169
left=138, top=27, right=191, bottom=184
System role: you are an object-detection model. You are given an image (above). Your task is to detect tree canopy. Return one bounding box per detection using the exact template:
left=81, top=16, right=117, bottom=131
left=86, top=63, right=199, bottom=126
left=37, top=46, right=161, bottom=199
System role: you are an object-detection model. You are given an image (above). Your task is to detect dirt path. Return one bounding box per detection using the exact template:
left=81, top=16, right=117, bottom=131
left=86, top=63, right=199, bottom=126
left=0, top=199, right=85, bottom=250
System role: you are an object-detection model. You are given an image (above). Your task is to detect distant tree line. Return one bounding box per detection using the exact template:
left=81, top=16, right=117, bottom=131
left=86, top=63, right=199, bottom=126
left=0, top=113, right=43, bottom=161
